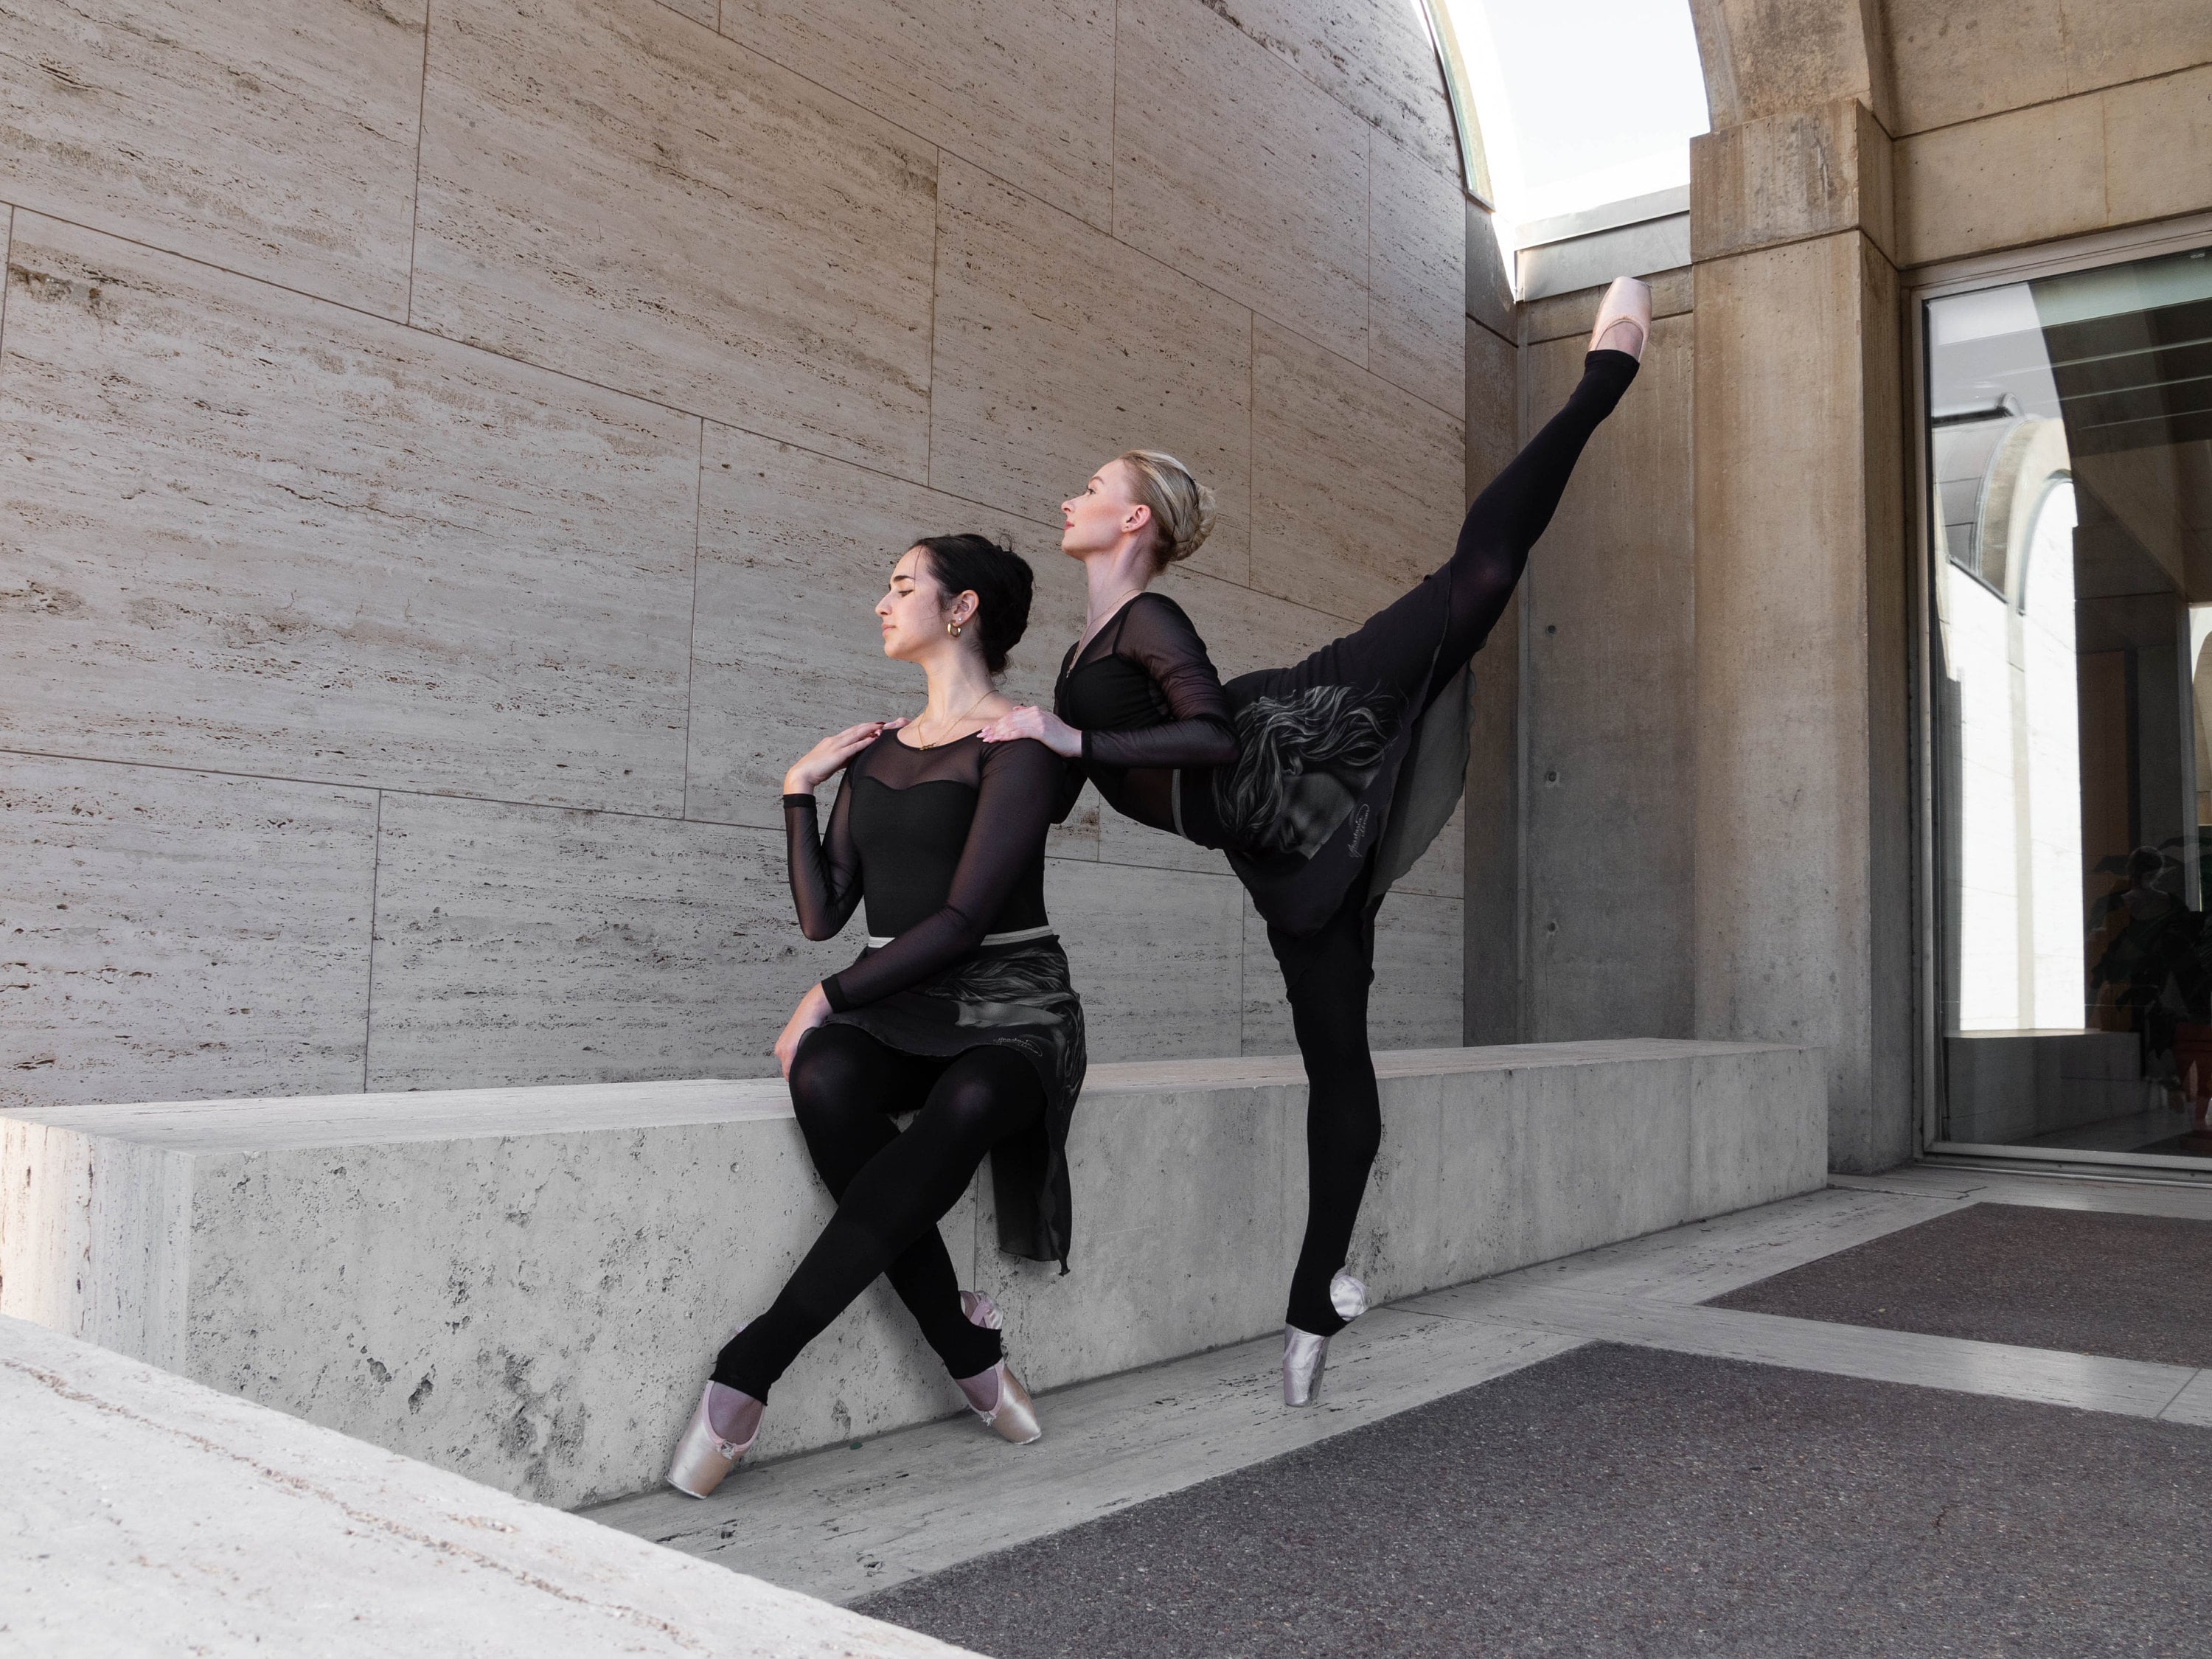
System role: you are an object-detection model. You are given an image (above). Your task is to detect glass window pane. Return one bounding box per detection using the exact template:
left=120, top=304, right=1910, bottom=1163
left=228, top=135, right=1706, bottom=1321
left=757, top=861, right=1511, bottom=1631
left=1930, top=243, right=2212, bottom=1160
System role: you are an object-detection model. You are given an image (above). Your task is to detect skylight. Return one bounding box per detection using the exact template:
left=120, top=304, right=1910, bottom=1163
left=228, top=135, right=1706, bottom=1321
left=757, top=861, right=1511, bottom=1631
left=1426, top=0, right=1711, bottom=250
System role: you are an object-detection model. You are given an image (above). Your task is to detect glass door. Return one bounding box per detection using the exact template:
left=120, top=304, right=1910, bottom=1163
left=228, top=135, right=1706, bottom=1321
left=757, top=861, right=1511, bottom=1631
left=1927, top=242, right=2212, bottom=1165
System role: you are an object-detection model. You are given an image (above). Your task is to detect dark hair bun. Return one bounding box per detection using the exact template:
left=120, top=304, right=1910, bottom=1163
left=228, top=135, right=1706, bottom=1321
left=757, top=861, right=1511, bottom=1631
left=913, top=534, right=1034, bottom=675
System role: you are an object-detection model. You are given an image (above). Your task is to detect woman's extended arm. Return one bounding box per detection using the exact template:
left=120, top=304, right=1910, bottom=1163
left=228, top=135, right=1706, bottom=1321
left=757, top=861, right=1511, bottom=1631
left=819, top=739, right=1060, bottom=1011
left=979, top=594, right=1239, bottom=768
left=1079, top=596, right=1237, bottom=770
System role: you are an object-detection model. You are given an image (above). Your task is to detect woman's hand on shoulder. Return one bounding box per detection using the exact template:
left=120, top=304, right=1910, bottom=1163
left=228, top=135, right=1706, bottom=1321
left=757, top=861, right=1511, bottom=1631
left=976, top=705, right=1082, bottom=759
left=784, top=720, right=905, bottom=794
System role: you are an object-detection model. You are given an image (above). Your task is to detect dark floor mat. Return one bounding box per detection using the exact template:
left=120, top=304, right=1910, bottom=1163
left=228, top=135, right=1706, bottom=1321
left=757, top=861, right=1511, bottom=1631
left=1708, top=1200, right=2212, bottom=1367
left=857, top=1343, right=2212, bottom=1658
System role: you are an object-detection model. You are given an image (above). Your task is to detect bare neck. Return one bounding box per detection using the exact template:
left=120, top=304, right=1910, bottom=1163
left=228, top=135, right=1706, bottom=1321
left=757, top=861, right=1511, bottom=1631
left=1077, top=544, right=1158, bottom=653
left=911, top=643, right=1003, bottom=739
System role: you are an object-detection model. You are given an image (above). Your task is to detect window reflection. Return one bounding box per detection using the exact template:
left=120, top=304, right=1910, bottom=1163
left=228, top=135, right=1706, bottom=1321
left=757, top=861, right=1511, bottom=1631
left=1931, top=245, right=2212, bottom=1160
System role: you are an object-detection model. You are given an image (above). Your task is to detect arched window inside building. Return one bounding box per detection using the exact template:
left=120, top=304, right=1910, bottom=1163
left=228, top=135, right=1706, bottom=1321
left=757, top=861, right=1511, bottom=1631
left=1420, top=0, right=1709, bottom=297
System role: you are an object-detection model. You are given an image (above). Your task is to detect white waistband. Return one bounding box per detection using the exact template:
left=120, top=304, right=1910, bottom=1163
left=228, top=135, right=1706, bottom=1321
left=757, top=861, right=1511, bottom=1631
left=865, top=924, right=1058, bottom=950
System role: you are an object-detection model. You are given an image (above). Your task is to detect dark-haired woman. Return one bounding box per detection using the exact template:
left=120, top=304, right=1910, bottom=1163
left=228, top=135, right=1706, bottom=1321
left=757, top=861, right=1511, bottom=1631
left=667, top=535, right=1083, bottom=1498
left=981, top=278, right=1649, bottom=1405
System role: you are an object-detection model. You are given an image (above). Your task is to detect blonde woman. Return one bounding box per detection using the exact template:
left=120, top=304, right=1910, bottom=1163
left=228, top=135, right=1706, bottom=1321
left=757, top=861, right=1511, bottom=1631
left=981, top=278, right=1651, bottom=1405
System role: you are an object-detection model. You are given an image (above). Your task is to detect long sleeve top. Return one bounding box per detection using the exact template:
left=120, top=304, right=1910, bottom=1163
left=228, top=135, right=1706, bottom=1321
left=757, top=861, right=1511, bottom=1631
left=785, top=731, right=1060, bottom=1011
left=1051, top=593, right=1238, bottom=831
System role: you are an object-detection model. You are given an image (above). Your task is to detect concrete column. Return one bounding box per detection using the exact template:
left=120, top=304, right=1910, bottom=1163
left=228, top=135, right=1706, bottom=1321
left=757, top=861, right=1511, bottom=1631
left=1687, top=86, right=1913, bottom=1172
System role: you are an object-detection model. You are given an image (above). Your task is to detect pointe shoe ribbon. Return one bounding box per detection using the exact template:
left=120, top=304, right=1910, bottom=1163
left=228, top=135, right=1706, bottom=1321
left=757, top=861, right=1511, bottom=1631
left=959, top=1290, right=1004, bottom=1330
left=1330, top=1271, right=1369, bottom=1321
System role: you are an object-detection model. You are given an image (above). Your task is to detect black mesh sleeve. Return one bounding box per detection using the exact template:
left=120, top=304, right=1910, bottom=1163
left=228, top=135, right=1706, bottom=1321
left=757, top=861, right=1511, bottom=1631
left=821, top=738, right=1060, bottom=1010
left=785, top=781, right=862, bottom=942
left=1078, top=596, right=1239, bottom=771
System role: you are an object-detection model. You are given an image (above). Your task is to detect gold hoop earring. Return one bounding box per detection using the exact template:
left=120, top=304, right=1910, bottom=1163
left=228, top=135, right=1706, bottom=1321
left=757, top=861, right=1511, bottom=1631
left=947, top=620, right=962, bottom=637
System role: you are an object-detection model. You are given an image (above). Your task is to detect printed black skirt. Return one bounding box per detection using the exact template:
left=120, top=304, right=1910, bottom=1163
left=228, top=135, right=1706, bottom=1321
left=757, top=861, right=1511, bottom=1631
left=821, top=934, right=1087, bottom=1268
left=1178, top=561, right=1471, bottom=939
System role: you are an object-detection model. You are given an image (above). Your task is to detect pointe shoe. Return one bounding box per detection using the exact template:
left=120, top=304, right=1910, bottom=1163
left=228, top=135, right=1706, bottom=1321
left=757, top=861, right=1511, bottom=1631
left=1587, top=275, right=1652, bottom=361
left=955, top=1290, right=1041, bottom=1444
left=665, top=1380, right=760, bottom=1499
left=1283, top=1272, right=1369, bottom=1407
left=962, top=1358, right=1044, bottom=1444
left=1283, top=1326, right=1329, bottom=1406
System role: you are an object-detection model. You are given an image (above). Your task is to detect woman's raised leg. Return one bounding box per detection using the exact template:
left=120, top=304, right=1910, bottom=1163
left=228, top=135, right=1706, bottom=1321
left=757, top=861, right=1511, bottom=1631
left=1239, top=279, right=1649, bottom=720
left=1422, top=277, right=1651, bottom=704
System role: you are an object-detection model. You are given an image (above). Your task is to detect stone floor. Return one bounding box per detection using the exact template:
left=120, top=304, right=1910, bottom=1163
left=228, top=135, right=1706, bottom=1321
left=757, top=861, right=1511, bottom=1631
left=587, top=1164, right=2212, bottom=1653
left=0, top=1314, right=970, bottom=1658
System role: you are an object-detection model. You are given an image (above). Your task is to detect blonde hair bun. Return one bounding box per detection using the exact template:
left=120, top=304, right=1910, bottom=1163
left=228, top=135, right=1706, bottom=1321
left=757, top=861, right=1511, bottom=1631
left=1117, top=449, right=1216, bottom=567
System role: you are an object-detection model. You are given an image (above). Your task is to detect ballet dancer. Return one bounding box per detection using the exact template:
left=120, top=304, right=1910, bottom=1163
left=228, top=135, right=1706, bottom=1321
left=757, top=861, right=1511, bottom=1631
left=667, top=535, right=1085, bottom=1498
left=979, top=276, right=1651, bottom=1405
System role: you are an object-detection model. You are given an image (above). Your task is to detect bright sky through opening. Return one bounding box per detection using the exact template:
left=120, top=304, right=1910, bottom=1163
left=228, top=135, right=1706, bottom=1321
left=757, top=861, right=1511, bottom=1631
left=1438, top=0, right=1711, bottom=234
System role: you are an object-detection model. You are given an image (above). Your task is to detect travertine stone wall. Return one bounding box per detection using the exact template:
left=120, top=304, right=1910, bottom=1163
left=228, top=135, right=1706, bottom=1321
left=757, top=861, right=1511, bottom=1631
left=0, top=0, right=1472, bottom=1107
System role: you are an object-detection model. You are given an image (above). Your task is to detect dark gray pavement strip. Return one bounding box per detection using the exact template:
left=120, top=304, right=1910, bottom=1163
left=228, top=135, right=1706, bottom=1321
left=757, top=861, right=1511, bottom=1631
left=1708, top=1200, right=2212, bottom=1370
left=858, top=1343, right=2212, bottom=1658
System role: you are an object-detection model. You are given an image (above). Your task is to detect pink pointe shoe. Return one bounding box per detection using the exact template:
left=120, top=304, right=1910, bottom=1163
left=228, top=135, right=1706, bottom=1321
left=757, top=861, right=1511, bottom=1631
left=956, top=1290, right=1043, bottom=1444
left=667, top=1319, right=762, bottom=1499
left=1587, top=275, right=1652, bottom=361
left=665, top=1380, right=761, bottom=1498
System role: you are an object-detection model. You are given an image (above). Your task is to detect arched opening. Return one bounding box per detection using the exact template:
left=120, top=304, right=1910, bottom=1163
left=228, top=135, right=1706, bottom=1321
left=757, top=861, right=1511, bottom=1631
left=1420, top=0, right=1710, bottom=296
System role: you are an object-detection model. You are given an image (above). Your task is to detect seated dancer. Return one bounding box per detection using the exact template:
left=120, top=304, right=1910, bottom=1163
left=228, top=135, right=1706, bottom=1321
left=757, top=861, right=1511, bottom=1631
left=981, top=277, right=1650, bottom=1407
left=667, top=535, right=1084, bottom=1498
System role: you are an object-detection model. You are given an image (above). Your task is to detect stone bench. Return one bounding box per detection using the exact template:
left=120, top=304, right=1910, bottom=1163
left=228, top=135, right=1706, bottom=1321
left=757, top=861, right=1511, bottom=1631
left=0, top=1040, right=1824, bottom=1509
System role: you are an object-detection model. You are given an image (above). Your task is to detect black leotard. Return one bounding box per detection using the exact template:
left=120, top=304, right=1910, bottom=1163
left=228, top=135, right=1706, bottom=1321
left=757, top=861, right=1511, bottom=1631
left=1054, top=593, right=1237, bottom=831
left=787, top=731, right=1057, bottom=1011
left=717, top=728, right=1076, bottom=1401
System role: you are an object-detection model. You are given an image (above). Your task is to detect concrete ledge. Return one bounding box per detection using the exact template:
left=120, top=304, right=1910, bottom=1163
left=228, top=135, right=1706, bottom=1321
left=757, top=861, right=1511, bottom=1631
left=0, top=1314, right=971, bottom=1657
left=0, top=1040, right=1825, bottom=1509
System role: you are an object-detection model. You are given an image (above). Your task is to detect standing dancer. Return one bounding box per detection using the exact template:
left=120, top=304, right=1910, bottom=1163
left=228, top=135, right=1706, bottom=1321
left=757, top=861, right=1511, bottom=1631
left=667, top=535, right=1084, bottom=1498
left=981, top=277, right=1649, bottom=1405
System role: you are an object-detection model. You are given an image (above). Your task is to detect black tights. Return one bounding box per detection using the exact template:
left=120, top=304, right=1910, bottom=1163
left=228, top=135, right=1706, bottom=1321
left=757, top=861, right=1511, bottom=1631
left=1278, top=349, right=1637, bottom=1336
left=712, top=1026, right=1043, bottom=1399
left=1425, top=348, right=1641, bottom=708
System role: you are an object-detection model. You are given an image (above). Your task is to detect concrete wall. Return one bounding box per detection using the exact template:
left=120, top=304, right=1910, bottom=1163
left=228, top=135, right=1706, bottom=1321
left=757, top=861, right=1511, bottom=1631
left=1461, top=224, right=1699, bottom=1048
left=1461, top=5, right=2212, bottom=1168
left=0, top=0, right=1482, bottom=1108
left=1677, top=0, right=2212, bottom=1169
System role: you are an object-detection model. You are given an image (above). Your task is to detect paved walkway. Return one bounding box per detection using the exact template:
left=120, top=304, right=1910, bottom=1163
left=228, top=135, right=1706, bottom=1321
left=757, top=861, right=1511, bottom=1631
left=587, top=1164, right=2212, bottom=1637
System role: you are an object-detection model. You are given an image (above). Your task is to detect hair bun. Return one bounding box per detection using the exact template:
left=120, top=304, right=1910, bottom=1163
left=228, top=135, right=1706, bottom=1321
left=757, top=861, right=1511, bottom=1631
left=911, top=534, right=1034, bottom=675
left=1117, top=450, right=1214, bottom=566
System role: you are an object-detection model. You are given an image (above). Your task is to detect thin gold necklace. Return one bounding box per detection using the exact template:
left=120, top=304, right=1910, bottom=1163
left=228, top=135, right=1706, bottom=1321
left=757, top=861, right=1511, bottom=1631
left=1079, top=587, right=1147, bottom=654
left=911, top=686, right=995, bottom=750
